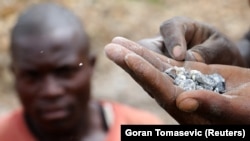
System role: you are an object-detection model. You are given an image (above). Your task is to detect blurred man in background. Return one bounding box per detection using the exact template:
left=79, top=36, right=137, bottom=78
left=0, top=2, right=163, bottom=140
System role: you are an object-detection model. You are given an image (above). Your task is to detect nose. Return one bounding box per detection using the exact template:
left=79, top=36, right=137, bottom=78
left=40, top=75, right=64, bottom=98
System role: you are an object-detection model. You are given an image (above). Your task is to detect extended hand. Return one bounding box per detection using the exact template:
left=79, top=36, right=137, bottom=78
left=105, top=37, right=250, bottom=124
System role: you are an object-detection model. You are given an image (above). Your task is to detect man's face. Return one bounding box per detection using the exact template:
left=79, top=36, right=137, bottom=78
left=11, top=32, right=94, bottom=131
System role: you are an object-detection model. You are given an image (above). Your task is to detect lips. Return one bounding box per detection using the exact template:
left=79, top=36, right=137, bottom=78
left=38, top=103, right=70, bottom=120
left=40, top=106, right=70, bottom=121
left=35, top=98, right=75, bottom=121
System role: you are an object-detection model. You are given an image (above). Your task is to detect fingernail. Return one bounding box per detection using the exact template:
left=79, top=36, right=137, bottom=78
left=186, top=50, right=196, bottom=61
left=111, top=36, right=125, bottom=43
left=104, top=44, right=123, bottom=60
left=104, top=43, right=122, bottom=54
left=112, top=36, right=141, bottom=51
left=178, top=98, right=199, bottom=112
left=186, top=50, right=205, bottom=62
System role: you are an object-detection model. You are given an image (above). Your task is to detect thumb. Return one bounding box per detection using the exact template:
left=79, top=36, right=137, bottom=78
left=176, top=90, right=230, bottom=114
left=185, top=50, right=205, bottom=63
left=185, top=33, right=239, bottom=65
left=176, top=90, right=250, bottom=124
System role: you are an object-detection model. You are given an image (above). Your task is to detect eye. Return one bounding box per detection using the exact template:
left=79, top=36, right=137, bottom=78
left=54, top=66, right=79, bottom=78
left=21, top=70, right=41, bottom=82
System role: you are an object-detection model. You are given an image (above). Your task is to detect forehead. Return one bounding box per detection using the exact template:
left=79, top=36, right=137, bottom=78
left=12, top=30, right=88, bottom=69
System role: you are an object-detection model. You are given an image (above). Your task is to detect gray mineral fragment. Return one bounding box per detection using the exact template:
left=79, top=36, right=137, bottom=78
left=164, top=66, right=226, bottom=94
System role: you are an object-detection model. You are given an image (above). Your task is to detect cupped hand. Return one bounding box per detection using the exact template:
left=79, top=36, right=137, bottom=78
left=138, top=16, right=246, bottom=67
left=105, top=36, right=250, bottom=124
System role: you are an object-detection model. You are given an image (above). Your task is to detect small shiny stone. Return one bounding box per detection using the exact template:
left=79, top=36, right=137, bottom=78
left=178, top=79, right=196, bottom=91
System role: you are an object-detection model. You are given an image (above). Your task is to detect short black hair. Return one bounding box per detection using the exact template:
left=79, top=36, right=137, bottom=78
left=10, top=2, right=89, bottom=56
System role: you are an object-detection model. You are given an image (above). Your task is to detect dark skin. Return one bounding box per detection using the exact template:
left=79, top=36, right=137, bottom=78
left=138, top=16, right=248, bottom=67
left=102, top=16, right=250, bottom=124
left=105, top=37, right=250, bottom=124
left=236, top=31, right=250, bottom=67
left=10, top=3, right=107, bottom=141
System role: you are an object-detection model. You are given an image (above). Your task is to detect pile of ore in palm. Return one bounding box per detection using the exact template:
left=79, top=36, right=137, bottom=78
left=164, top=66, right=226, bottom=94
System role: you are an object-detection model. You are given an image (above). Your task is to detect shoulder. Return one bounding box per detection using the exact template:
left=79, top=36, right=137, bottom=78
left=0, top=108, right=36, bottom=141
left=0, top=108, right=23, bottom=137
left=101, top=101, right=163, bottom=124
left=0, top=109, right=21, bottom=126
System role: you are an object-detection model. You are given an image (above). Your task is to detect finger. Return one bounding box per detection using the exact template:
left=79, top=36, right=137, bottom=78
left=111, top=36, right=183, bottom=68
left=176, top=89, right=250, bottom=124
left=186, top=33, right=245, bottom=66
left=187, top=40, right=232, bottom=65
left=176, top=90, right=224, bottom=113
left=104, top=43, right=129, bottom=69
left=185, top=50, right=205, bottom=62
left=160, top=19, right=187, bottom=61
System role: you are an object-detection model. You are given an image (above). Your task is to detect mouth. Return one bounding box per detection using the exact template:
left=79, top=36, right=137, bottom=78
left=40, top=107, right=70, bottom=121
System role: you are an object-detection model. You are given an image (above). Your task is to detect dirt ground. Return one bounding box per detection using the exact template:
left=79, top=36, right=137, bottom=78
left=0, top=0, right=250, bottom=124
